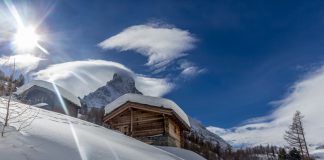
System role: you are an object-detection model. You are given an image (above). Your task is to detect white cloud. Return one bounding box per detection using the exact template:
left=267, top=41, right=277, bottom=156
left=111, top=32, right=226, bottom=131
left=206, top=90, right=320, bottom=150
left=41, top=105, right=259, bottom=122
left=208, top=66, right=324, bottom=148
left=178, top=60, right=206, bottom=78
left=99, top=23, right=196, bottom=69
left=207, top=126, right=232, bottom=136
left=33, top=60, right=173, bottom=97
left=0, top=54, right=44, bottom=73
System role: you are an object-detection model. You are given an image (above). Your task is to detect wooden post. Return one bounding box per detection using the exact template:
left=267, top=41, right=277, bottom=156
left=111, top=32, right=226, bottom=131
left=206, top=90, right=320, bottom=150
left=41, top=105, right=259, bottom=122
left=163, top=114, right=165, bottom=135
left=130, top=108, right=133, bottom=136
left=180, top=130, right=184, bottom=148
left=163, top=114, right=168, bottom=136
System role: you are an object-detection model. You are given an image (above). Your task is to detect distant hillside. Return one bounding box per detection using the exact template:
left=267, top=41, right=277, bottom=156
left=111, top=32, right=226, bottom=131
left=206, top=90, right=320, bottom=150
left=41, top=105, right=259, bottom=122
left=183, top=117, right=230, bottom=159
left=189, top=117, right=229, bottom=149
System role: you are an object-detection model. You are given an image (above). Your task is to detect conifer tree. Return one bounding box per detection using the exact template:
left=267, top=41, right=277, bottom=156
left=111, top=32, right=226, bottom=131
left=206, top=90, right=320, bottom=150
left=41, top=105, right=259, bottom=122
left=284, top=111, right=310, bottom=159
left=289, top=148, right=301, bottom=160
left=279, top=148, right=287, bottom=160
left=16, top=74, right=25, bottom=87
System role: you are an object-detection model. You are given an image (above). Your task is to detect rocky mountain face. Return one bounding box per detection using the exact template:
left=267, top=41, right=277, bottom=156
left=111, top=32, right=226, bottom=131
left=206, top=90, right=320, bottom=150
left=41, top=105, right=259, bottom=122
left=183, top=117, right=230, bottom=159
left=82, top=73, right=142, bottom=109
left=189, top=117, right=229, bottom=148
left=79, top=73, right=142, bottom=124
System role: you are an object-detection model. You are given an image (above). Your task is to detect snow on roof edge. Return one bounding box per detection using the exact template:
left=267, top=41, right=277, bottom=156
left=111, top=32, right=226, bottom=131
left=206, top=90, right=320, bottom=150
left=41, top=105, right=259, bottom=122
left=16, top=80, right=81, bottom=107
left=105, top=93, right=190, bottom=128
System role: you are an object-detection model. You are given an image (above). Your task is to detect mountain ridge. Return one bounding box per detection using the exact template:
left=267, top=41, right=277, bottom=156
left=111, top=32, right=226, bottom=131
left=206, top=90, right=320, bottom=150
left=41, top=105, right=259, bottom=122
left=81, top=73, right=142, bottom=109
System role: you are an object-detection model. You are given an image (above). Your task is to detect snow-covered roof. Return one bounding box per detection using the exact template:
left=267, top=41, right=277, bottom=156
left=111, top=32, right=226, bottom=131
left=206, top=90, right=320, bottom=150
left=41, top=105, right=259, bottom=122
left=105, top=93, right=190, bottom=127
left=16, top=80, right=81, bottom=107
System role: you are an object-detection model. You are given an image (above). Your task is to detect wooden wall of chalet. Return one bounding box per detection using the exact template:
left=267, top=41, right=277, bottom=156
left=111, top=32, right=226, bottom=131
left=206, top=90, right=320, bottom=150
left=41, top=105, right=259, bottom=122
left=168, top=117, right=182, bottom=147
left=104, top=102, right=185, bottom=147
left=19, top=86, right=79, bottom=117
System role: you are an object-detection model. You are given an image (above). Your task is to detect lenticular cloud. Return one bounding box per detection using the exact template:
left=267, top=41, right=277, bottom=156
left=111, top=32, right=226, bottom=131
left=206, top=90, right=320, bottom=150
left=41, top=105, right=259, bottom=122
left=34, top=60, right=173, bottom=97
left=99, top=23, right=196, bottom=69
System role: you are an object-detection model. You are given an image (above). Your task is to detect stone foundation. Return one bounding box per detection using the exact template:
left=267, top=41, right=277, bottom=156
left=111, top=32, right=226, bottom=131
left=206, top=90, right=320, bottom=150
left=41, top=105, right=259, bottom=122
left=136, top=135, right=178, bottom=147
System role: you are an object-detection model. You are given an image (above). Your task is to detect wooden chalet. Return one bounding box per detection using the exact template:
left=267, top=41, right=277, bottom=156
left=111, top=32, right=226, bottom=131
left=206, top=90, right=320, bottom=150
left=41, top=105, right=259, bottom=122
left=103, top=94, right=191, bottom=148
left=15, top=80, right=81, bottom=117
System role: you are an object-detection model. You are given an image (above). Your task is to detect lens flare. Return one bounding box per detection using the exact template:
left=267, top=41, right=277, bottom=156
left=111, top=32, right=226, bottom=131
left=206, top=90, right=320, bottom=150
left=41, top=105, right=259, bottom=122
left=13, top=26, right=40, bottom=51
left=49, top=80, right=88, bottom=160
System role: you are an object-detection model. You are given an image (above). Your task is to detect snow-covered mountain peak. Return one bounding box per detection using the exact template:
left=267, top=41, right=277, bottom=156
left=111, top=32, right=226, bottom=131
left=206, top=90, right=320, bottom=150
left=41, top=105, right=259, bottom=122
left=81, top=73, right=142, bottom=109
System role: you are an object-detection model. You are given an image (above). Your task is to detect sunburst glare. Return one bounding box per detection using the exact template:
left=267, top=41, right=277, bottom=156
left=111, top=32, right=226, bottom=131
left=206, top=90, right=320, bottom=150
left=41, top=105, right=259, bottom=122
left=13, top=26, right=40, bottom=51
left=3, top=0, right=49, bottom=55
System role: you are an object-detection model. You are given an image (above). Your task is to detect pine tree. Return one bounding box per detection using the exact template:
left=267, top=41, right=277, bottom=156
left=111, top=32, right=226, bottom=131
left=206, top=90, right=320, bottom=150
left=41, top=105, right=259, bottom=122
left=16, top=74, right=25, bottom=87
left=278, top=148, right=287, bottom=160
left=284, top=111, right=310, bottom=159
left=0, top=69, right=4, bottom=80
left=289, top=148, right=301, bottom=160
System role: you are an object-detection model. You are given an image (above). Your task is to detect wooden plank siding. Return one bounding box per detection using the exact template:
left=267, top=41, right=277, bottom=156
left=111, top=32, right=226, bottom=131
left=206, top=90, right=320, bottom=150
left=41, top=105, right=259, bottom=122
left=104, top=101, right=188, bottom=148
left=168, top=118, right=181, bottom=147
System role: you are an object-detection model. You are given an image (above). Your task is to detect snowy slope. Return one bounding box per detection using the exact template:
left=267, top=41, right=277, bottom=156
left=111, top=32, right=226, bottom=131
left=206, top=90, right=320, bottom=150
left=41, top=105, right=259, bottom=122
left=312, top=149, right=324, bottom=160
left=310, top=145, right=324, bottom=159
left=82, top=73, right=142, bottom=109
left=157, top=146, right=206, bottom=160
left=0, top=99, right=197, bottom=160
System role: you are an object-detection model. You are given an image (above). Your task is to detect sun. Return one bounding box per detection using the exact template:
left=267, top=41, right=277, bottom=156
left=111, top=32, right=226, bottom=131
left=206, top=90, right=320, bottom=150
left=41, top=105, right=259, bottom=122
left=13, top=26, right=40, bottom=51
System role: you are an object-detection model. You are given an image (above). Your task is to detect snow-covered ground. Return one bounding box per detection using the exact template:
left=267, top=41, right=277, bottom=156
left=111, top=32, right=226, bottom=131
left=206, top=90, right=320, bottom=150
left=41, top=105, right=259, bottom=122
left=0, top=99, right=198, bottom=160
left=311, top=149, right=324, bottom=160
left=156, top=146, right=206, bottom=160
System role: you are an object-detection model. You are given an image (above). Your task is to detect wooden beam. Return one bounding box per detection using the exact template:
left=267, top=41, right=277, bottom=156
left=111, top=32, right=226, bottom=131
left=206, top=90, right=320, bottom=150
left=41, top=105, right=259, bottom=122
left=132, top=128, right=164, bottom=137
left=103, top=102, right=130, bottom=122
left=130, top=105, right=172, bottom=115
left=110, top=117, right=164, bottom=126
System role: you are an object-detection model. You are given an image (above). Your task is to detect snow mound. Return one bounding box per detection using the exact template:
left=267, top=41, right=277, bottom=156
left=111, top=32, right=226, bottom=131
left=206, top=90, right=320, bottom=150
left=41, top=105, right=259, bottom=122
left=0, top=99, right=191, bottom=160
left=311, top=149, right=324, bottom=159
left=105, top=93, right=190, bottom=128
left=16, top=80, right=81, bottom=107
left=156, top=146, right=206, bottom=160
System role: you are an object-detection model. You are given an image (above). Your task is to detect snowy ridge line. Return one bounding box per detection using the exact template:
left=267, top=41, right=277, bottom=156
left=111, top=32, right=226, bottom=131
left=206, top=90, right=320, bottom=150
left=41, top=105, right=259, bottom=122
left=105, top=93, right=191, bottom=127
left=15, top=80, right=81, bottom=107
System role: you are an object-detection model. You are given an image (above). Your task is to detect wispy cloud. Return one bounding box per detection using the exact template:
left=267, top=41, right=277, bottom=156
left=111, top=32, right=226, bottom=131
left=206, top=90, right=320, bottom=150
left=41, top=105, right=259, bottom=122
left=0, top=54, right=44, bottom=73
left=208, top=66, right=324, bottom=148
left=178, top=60, right=207, bottom=78
left=98, top=23, right=196, bottom=70
left=33, top=60, right=173, bottom=97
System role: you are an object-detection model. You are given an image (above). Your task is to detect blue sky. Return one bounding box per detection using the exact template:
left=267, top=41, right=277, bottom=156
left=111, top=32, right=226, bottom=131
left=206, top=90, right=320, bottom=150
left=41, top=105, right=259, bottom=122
left=1, top=0, right=324, bottom=131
